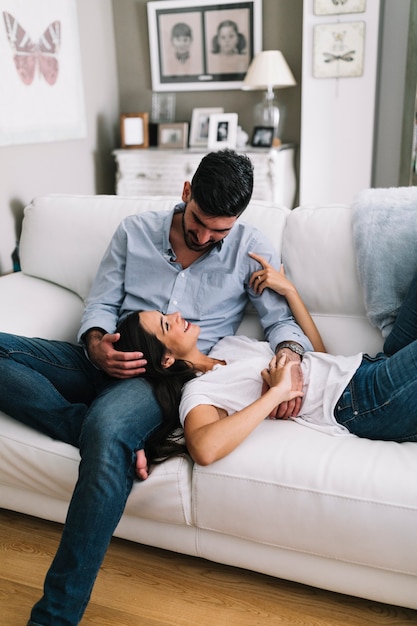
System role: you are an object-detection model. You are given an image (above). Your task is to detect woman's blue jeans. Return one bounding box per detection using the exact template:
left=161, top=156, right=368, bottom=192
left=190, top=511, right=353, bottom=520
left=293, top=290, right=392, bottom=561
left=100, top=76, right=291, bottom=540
left=0, top=334, right=163, bottom=626
left=334, top=269, right=417, bottom=441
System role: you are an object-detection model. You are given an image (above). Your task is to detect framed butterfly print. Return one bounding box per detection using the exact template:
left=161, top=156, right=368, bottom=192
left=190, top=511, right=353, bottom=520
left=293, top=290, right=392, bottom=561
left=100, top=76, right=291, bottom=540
left=0, top=0, right=86, bottom=146
left=313, top=21, right=365, bottom=78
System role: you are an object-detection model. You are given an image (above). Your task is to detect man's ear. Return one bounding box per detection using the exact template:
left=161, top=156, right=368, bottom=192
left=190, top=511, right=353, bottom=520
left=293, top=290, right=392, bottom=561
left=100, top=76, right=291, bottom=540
left=182, top=181, right=191, bottom=202
left=161, top=353, right=175, bottom=369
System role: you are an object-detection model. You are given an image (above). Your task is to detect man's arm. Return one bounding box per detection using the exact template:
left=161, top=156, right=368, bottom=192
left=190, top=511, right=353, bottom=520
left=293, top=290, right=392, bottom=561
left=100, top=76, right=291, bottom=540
left=77, top=223, right=129, bottom=344
left=246, top=240, right=314, bottom=354
left=78, top=220, right=147, bottom=378
left=246, top=244, right=313, bottom=419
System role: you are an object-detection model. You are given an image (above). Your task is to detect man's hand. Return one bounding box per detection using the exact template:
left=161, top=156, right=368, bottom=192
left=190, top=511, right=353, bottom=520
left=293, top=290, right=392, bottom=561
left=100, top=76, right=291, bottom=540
left=264, top=348, right=303, bottom=419
left=86, top=330, right=147, bottom=378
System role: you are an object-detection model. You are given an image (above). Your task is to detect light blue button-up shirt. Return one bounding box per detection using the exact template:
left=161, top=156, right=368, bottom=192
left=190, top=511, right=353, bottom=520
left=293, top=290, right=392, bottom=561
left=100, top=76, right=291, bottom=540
left=79, top=204, right=313, bottom=355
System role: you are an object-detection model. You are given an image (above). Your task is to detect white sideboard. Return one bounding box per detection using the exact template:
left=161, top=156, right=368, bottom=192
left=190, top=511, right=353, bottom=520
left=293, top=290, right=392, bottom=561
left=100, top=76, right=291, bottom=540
left=113, top=145, right=297, bottom=209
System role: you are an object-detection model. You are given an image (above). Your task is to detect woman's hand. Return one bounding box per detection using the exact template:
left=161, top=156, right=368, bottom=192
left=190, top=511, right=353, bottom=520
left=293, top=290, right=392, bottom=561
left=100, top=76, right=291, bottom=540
left=261, top=354, right=303, bottom=417
left=249, top=252, right=296, bottom=297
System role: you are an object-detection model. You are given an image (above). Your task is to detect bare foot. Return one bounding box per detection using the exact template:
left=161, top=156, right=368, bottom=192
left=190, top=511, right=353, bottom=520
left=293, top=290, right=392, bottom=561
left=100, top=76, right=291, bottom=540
left=135, top=448, right=149, bottom=480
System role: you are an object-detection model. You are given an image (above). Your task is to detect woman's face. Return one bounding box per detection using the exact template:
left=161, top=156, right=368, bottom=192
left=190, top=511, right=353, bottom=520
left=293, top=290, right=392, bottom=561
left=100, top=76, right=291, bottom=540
left=139, top=310, right=200, bottom=359
left=218, top=25, right=238, bottom=55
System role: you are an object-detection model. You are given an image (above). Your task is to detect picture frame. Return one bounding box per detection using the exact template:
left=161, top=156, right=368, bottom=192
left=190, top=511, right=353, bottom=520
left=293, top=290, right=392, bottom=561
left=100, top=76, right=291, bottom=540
left=147, top=0, right=262, bottom=92
left=251, top=126, right=274, bottom=148
left=0, top=0, right=86, bottom=147
left=313, top=22, right=365, bottom=79
left=313, top=0, right=366, bottom=15
left=207, top=113, right=238, bottom=150
left=120, top=113, right=149, bottom=148
left=158, top=122, right=189, bottom=148
left=189, top=107, right=224, bottom=147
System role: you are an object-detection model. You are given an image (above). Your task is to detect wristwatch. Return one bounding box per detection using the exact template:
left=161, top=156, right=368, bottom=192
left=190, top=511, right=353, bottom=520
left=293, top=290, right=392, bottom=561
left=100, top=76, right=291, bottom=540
left=276, top=341, right=305, bottom=359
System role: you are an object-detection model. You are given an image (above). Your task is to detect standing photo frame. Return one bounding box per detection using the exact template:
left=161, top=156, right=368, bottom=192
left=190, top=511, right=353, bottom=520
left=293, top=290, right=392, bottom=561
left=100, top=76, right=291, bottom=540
left=147, top=0, right=262, bottom=92
left=120, top=113, right=149, bottom=148
left=207, top=113, right=238, bottom=150
left=251, top=126, right=274, bottom=148
left=189, top=107, right=224, bottom=147
left=158, top=122, right=189, bottom=148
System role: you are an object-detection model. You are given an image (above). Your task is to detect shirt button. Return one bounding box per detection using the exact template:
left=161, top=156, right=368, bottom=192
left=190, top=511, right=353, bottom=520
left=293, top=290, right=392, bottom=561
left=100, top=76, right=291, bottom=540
left=181, top=272, right=185, bottom=278
left=173, top=300, right=178, bottom=305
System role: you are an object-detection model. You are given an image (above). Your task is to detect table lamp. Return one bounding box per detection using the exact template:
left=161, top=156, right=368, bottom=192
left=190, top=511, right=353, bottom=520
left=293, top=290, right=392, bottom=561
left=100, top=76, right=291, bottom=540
left=242, top=50, right=296, bottom=145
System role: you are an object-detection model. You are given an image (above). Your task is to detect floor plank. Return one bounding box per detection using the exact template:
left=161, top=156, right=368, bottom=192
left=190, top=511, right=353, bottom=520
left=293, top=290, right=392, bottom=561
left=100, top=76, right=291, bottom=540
left=1, top=509, right=416, bottom=625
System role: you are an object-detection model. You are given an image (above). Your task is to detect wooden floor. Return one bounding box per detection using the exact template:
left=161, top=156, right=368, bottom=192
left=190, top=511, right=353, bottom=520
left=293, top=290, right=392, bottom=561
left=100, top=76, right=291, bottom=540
left=1, top=509, right=416, bottom=626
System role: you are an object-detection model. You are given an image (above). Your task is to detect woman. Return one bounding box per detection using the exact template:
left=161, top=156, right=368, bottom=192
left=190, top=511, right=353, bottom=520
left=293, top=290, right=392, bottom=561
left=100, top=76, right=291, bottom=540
left=116, top=252, right=417, bottom=473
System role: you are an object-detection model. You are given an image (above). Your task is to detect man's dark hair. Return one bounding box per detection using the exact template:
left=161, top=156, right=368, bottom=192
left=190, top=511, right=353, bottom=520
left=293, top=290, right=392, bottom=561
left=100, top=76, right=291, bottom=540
left=190, top=149, right=254, bottom=217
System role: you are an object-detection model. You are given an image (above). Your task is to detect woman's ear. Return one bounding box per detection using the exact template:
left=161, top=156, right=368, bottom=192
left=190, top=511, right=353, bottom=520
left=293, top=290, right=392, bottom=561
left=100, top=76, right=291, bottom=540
left=161, top=353, right=175, bottom=369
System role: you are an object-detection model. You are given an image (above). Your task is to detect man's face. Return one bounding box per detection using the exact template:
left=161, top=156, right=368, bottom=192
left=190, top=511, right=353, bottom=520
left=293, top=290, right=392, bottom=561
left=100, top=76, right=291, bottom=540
left=182, top=199, right=237, bottom=252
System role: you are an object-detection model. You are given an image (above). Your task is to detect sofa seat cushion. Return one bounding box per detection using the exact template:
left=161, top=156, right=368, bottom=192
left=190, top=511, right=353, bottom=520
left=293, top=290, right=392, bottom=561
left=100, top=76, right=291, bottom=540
left=193, top=419, right=417, bottom=576
left=0, top=414, right=193, bottom=526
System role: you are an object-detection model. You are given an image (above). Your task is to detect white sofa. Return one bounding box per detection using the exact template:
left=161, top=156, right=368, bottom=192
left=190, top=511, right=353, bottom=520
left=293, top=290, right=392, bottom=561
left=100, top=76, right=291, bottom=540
left=1, top=194, right=416, bottom=610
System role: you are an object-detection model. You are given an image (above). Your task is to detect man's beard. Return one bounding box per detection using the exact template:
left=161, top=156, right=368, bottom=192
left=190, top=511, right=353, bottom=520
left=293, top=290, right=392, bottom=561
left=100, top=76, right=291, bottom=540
left=181, top=209, right=215, bottom=252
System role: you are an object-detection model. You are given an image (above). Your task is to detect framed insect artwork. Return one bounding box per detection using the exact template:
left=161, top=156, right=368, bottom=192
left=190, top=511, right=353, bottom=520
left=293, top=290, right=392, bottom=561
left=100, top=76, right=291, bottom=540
left=313, top=21, right=365, bottom=78
left=0, top=0, right=86, bottom=146
left=314, top=0, right=366, bottom=15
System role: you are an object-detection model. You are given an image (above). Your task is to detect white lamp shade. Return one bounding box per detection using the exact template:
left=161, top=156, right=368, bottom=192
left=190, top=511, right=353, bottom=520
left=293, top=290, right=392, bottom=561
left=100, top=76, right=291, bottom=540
left=242, top=50, right=296, bottom=90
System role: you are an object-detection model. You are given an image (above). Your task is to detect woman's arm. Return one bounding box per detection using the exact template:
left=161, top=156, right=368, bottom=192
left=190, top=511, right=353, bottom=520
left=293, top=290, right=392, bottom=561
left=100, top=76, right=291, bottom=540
left=184, top=356, right=302, bottom=465
left=249, top=252, right=326, bottom=352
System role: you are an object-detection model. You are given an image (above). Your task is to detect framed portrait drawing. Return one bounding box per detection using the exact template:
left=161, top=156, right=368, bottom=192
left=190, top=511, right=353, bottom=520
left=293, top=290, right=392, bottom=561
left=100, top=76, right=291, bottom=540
left=158, top=122, right=189, bottom=148
left=147, top=0, right=262, bottom=91
left=313, top=22, right=365, bottom=78
left=251, top=126, right=274, bottom=148
left=207, top=112, right=238, bottom=150
left=120, top=113, right=149, bottom=148
left=189, top=107, right=224, bottom=147
left=314, top=0, right=366, bottom=15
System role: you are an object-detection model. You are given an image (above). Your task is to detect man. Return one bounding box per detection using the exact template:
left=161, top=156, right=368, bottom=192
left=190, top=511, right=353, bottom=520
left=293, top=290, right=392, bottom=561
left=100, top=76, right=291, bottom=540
left=0, top=150, right=312, bottom=626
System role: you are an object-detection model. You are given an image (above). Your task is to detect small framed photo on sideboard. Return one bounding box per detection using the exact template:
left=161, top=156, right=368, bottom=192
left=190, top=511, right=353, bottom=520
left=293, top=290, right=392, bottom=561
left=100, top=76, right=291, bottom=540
left=120, top=113, right=149, bottom=148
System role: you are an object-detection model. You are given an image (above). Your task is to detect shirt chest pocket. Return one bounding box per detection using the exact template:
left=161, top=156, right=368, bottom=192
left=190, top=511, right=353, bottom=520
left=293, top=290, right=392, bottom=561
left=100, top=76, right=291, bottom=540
left=194, top=270, right=240, bottom=316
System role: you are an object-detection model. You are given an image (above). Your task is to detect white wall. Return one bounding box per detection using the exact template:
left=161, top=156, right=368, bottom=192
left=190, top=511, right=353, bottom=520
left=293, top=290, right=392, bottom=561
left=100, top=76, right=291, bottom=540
left=0, top=0, right=120, bottom=275
left=299, top=1, right=381, bottom=205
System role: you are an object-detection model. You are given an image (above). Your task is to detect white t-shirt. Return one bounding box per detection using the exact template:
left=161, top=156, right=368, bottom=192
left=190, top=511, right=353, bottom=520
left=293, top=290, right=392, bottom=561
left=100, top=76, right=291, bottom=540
left=179, top=335, right=363, bottom=436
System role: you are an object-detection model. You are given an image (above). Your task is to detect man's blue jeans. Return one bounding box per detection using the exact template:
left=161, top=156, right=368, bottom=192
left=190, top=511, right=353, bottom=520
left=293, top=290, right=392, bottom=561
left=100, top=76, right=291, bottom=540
left=0, top=334, right=163, bottom=626
left=334, top=269, right=417, bottom=442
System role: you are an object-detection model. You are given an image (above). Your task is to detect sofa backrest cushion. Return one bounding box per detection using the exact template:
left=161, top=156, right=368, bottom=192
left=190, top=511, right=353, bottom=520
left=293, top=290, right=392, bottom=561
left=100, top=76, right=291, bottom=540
left=19, top=195, right=290, bottom=301
left=20, top=195, right=177, bottom=300
left=283, top=204, right=383, bottom=355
